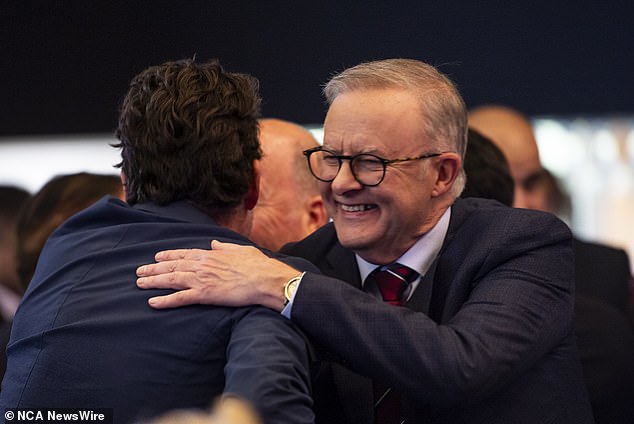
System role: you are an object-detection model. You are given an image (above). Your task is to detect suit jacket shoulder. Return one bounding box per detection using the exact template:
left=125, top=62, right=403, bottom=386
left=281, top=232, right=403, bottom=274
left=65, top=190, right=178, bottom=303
left=1, top=197, right=315, bottom=424
left=281, top=223, right=340, bottom=264
left=573, top=236, right=632, bottom=314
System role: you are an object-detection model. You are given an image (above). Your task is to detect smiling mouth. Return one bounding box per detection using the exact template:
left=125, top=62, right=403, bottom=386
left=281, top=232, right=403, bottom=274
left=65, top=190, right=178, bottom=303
left=339, top=203, right=377, bottom=212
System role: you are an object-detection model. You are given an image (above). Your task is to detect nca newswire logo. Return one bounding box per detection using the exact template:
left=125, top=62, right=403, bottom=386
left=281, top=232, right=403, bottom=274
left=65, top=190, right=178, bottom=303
left=4, top=409, right=112, bottom=423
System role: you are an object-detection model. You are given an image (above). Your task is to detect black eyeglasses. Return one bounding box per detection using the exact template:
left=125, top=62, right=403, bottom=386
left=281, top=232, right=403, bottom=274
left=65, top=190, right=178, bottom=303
left=303, top=147, right=444, bottom=187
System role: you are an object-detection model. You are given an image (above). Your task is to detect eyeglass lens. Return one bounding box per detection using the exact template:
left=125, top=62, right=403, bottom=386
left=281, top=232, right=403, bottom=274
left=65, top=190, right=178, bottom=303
left=308, top=150, right=385, bottom=186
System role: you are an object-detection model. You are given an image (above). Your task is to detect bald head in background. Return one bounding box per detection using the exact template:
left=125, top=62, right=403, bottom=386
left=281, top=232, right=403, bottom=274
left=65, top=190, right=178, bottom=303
left=250, top=118, right=328, bottom=251
left=468, top=105, right=547, bottom=210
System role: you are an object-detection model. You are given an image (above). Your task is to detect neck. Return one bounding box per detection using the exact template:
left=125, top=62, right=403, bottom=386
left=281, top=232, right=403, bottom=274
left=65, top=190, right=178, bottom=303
left=216, top=208, right=253, bottom=237
left=190, top=202, right=253, bottom=237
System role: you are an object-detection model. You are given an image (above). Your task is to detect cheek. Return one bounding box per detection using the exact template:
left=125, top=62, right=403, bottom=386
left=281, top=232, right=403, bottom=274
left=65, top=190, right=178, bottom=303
left=387, top=191, right=425, bottom=224
left=318, top=181, right=331, bottom=197
left=319, top=184, right=336, bottom=208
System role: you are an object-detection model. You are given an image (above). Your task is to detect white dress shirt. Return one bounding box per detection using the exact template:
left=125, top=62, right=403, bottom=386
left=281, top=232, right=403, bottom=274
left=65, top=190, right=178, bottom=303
left=356, top=207, right=451, bottom=300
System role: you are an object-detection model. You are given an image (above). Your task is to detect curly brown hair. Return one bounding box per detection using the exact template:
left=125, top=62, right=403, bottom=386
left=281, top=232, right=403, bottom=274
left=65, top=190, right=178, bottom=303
left=114, top=59, right=262, bottom=211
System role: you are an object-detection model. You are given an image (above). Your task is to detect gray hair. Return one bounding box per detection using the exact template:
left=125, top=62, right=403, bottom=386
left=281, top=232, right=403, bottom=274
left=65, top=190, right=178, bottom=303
left=323, top=59, right=467, bottom=197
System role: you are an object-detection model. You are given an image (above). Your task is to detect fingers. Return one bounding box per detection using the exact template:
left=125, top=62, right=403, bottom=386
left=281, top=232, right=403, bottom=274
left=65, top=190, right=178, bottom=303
left=138, top=240, right=267, bottom=310
left=152, top=241, right=250, bottom=265
left=137, top=270, right=193, bottom=290
left=148, top=290, right=199, bottom=309
left=152, top=242, right=242, bottom=263
left=211, top=240, right=243, bottom=250
left=138, top=252, right=210, bottom=277
left=154, top=248, right=209, bottom=262
left=137, top=260, right=179, bottom=278
left=211, top=240, right=267, bottom=262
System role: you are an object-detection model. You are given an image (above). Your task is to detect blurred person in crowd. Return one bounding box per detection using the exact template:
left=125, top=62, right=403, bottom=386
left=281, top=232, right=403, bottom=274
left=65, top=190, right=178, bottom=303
left=137, top=59, right=594, bottom=424
left=0, top=186, right=30, bottom=320
left=250, top=118, right=327, bottom=251
left=0, top=186, right=30, bottom=380
left=0, top=59, right=314, bottom=424
left=530, top=167, right=572, bottom=222
left=469, top=105, right=632, bottom=317
left=460, top=128, right=514, bottom=206
left=469, top=104, right=634, bottom=423
left=467, top=105, right=546, bottom=210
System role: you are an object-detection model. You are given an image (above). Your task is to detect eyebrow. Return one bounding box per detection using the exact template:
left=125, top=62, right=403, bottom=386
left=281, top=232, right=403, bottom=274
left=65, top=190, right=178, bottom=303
left=321, top=144, right=384, bottom=156
left=520, top=169, right=548, bottom=189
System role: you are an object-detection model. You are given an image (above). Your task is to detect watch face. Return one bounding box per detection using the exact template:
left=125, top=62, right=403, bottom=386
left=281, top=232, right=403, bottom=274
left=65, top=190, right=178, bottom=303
left=287, top=280, right=299, bottom=298
left=284, top=275, right=302, bottom=304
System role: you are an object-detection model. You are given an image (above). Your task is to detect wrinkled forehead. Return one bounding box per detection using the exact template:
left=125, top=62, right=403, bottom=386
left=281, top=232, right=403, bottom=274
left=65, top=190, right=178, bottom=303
left=323, top=89, right=427, bottom=154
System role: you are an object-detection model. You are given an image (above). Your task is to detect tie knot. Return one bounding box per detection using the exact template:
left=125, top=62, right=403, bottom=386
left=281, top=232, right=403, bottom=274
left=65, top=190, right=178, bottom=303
left=370, top=263, right=419, bottom=306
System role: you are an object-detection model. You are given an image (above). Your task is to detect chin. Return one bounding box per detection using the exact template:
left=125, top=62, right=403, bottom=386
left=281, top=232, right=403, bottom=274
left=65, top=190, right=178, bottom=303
left=337, top=232, right=372, bottom=252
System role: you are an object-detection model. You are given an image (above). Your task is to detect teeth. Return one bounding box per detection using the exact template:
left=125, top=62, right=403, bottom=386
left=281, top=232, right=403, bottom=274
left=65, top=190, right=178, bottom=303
left=341, top=204, right=375, bottom=212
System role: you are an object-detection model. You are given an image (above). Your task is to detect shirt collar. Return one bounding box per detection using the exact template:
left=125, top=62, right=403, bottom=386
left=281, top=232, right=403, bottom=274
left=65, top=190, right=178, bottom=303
left=132, top=200, right=218, bottom=225
left=357, top=207, right=451, bottom=286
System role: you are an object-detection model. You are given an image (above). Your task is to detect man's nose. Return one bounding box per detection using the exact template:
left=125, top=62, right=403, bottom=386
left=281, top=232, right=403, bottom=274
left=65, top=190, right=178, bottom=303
left=330, top=161, right=364, bottom=194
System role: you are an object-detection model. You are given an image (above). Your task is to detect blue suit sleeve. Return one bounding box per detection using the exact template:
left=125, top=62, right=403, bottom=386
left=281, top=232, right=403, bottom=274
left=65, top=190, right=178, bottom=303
left=224, top=306, right=314, bottom=424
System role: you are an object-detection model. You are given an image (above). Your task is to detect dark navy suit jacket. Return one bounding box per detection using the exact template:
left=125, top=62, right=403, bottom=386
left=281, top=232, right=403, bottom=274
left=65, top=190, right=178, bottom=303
left=0, top=197, right=316, bottom=424
left=573, top=237, right=632, bottom=317
left=282, top=197, right=595, bottom=424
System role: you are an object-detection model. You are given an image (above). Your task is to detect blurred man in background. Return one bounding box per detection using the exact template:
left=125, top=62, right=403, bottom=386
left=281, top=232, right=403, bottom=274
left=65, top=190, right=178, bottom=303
left=469, top=104, right=634, bottom=423
left=250, top=118, right=327, bottom=251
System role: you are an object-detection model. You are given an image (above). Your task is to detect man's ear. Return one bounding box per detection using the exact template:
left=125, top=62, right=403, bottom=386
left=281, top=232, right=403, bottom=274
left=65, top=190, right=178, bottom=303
left=431, top=153, right=461, bottom=197
left=303, top=194, right=328, bottom=233
left=244, top=162, right=261, bottom=211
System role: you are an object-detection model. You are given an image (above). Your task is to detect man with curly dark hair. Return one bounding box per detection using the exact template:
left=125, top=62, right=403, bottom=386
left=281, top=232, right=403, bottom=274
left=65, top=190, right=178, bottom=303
left=0, top=59, right=315, bottom=424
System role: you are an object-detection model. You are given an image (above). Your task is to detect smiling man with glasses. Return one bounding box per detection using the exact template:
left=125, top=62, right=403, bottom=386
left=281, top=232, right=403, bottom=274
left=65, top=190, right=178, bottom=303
left=136, top=59, right=594, bottom=424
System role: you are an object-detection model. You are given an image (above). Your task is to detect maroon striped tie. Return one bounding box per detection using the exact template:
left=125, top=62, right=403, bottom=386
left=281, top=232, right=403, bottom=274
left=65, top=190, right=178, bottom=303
left=371, top=263, right=419, bottom=306
left=368, top=263, right=419, bottom=424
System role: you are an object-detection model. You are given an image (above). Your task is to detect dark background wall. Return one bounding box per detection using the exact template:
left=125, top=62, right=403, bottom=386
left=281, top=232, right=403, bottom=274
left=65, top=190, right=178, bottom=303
left=2, top=1, right=633, bottom=136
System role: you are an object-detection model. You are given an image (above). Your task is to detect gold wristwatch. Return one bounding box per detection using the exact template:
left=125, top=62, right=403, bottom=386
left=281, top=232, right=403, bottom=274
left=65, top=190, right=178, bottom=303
left=283, top=272, right=305, bottom=306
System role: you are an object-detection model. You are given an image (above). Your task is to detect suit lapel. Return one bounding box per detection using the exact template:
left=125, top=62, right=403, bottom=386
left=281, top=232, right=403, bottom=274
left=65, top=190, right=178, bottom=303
left=429, top=199, right=476, bottom=322
left=406, top=256, right=438, bottom=316
left=321, top=240, right=362, bottom=289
